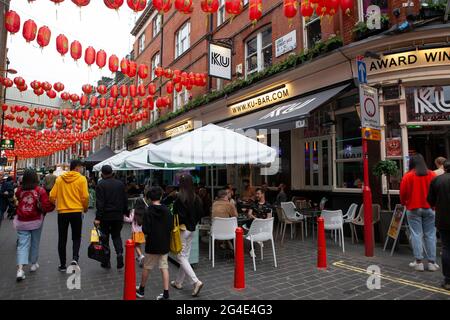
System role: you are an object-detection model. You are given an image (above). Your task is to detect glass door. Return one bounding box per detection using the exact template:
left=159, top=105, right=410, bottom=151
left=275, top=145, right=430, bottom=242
left=303, top=136, right=332, bottom=189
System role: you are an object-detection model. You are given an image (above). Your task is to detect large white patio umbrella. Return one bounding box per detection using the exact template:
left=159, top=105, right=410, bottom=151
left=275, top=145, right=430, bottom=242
left=93, top=150, right=131, bottom=172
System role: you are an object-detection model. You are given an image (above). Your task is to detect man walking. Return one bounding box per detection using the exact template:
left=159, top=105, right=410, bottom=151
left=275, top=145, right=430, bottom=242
left=49, top=160, right=89, bottom=271
left=428, top=160, right=450, bottom=291
left=43, top=169, right=57, bottom=195
left=94, top=165, right=128, bottom=269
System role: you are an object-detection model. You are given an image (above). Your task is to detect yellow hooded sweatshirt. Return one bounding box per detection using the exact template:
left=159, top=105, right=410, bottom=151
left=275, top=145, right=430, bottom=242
left=49, top=171, right=89, bottom=214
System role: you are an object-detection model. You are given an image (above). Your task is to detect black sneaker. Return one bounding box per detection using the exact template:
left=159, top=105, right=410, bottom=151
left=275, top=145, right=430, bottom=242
left=136, top=285, right=145, bottom=298
left=101, top=261, right=111, bottom=269
left=156, top=293, right=169, bottom=300
left=58, top=265, right=67, bottom=272
left=117, top=255, right=124, bottom=269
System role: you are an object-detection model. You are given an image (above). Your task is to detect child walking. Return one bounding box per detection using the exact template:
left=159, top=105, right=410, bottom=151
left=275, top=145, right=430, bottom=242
left=123, top=201, right=146, bottom=267
left=136, top=186, right=173, bottom=300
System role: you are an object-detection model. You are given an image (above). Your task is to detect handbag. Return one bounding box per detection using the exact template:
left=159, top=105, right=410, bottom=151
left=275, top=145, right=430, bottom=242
left=170, top=214, right=182, bottom=255
left=87, top=227, right=110, bottom=264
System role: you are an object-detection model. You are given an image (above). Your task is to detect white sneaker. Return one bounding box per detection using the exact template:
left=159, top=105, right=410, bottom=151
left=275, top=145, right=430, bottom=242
left=138, top=255, right=145, bottom=267
left=428, top=262, right=440, bottom=272
left=30, top=263, right=39, bottom=272
left=409, top=261, right=425, bottom=271
left=16, top=269, right=25, bottom=281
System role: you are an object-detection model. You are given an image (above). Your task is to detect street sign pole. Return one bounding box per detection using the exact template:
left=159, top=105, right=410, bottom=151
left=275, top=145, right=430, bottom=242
left=362, top=138, right=374, bottom=257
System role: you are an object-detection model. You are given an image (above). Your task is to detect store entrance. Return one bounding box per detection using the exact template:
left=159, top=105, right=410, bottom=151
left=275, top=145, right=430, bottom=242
left=408, top=125, right=450, bottom=170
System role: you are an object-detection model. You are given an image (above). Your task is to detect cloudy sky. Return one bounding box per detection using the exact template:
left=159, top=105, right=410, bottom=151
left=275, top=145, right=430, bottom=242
left=8, top=1, right=138, bottom=93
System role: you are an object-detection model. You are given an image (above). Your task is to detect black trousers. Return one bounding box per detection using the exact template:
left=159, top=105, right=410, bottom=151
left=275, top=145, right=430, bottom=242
left=439, top=229, right=450, bottom=285
left=100, top=220, right=124, bottom=258
left=58, top=213, right=82, bottom=266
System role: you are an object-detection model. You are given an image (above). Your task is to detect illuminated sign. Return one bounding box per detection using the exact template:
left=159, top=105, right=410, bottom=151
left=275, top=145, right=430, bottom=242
left=367, top=47, right=450, bottom=75
left=165, top=121, right=193, bottom=138
left=0, top=139, right=14, bottom=150
left=229, top=86, right=290, bottom=115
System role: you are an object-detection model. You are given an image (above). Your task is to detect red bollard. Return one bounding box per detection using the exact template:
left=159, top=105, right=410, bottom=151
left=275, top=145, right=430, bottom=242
left=123, top=239, right=136, bottom=300
left=234, top=227, right=245, bottom=290
left=317, top=217, right=327, bottom=269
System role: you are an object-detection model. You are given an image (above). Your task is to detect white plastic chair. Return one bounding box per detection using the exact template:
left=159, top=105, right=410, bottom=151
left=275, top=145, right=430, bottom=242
left=351, top=204, right=381, bottom=243
left=321, top=210, right=345, bottom=253
left=280, top=202, right=305, bottom=243
left=209, top=217, right=237, bottom=268
left=342, top=203, right=358, bottom=244
left=245, top=218, right=277, bottom=271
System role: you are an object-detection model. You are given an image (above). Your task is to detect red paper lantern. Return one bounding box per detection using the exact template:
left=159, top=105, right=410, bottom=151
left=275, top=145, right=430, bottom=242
left=51, top=0, right=65, bottom=4
left=90, top=96, right=98, bottom=107
left=80, top=94, right=88, bottom=106
left=148, top=82, right=157, bottom=95
left=138, top=64, right=149, bottom=79
left=181, top=72, right=188, bottom=85
left=300, top=1, right=314, bottom=17
left=133, top=98, right=141, bottom=109
left=146, top=96, right=154, bottom=109
left=116, top=98, right=123, bottom=108
left=152, top=0, right=172, bottom=13
left=104, top=0, right=124, bottom=9
left=97, top=85, right=107, bottom=95
left=18, top=84, right=28, bottom=92
left=108, top=97, right=115, bottom=108
left=110, top=85, right=119, bottom=98
left=137, top=84, right=146, bottom=96
left=164, top=68, right=174, bottom=79
left=127, top=0, right=147, bottom=12
left=120, top=58, right=129, bottom=75
left=326, top=0, right=340, bottom=15
left=47, top=90, right=57, bottom=99
left=154, top=66, right=164, bottom=78
left=129, top=84, right=137, bottom=97
left=82, top=84, right=93, bottom=94
left=5, top=10, right=21, bottom=34
left=249, top=0, right=262, bottom=23
left=315, top=2, right=327, bottom=16
left=283, top=0, right=298, bottom=19
left=34, top=88, right=45, bottom=96
left=54, top=82, right=65, bottom=92
left=166, top=81, right=174, bottom=94
left=109, top=54, right=119, bottom=73
left=201, top=0, right=219, bottom=13
left=83, top=109, right=90, bottom=120
left=173, top=69, right=181, bottom=83
left=13, top=77, right=25, bottom=87
left=41, top=81, right=52, bottom=91
left=30, top=80, right=41, bottom=90
left=61, top=92, right=70, bottom=101
left=175, top=82, right=183, bottom=93
left=72, top=0, right=90, bottom=7
left=85, top=46, right=96, bottom=66
left=96, top=49, right=107, bottom=69
left=100, top=98, right=107, bottom=108
left=37, top=26, right=51, bottom=48
left=339, top=0, right=353, bottom=15
left=70, top=40, right=82, bottom=61
left=225, top=0, right=243, bottom=16
left=55, top=34, right=69, bottom=56
left=70, top=93, right=80, bottom=103
left=175, top=0, right=193, bottom=14
left=22, top=19, right=37, bottom=42
left=128, top=61, right=137, bottom=77
left=120, top=85, right=128, bottom=97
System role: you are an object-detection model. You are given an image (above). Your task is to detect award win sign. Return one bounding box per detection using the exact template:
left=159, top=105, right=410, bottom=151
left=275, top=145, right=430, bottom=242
left=209, top=43, right=231, bottom=80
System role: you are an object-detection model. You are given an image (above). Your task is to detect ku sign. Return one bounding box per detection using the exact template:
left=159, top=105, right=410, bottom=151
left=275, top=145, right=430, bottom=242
left=209, top=43, right=232, bottom=80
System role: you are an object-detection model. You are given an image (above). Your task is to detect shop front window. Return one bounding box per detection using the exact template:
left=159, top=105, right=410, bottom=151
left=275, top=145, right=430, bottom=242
left=384, top=105, right=402, bottom=190
left=304, top=138, right=332, bottom=189
left=335, top=111, right=363, bottom=189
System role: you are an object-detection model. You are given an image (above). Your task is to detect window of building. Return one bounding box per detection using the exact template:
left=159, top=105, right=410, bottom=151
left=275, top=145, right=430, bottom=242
left=245, top=26, right=272, bottom=76
left=151, top=52, right=160, bottom=80
left=303, top=137, right=332, bottom=189
left=304, top=14, right=321, bottom=49
left=138, top=33, right=145, bottom=54
left=151, top=107, right=159, bottom=123
left=153, top=14, right=162, bottom=38
left=384, top=105, right=402, bottom=190
left=175, top=21, right=190, bottom=59
left=358, top=0, right=389, bottom=21
left=217, top=0, right=226, bottom=26
left=335, top=111, right=363, bottom=189
left=173, top=88, right=189, bottom=111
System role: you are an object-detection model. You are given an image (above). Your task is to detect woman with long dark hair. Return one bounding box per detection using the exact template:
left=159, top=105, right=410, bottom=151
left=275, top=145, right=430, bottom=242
left=14, top=169, right=54, bottom=281
left=170, top=174, right=204, bottom=297
left=400, top=154, right=438, bottom=272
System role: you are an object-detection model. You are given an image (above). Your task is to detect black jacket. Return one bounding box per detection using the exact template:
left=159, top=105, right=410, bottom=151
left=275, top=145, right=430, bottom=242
left=95, top=177, right=128, bottom=221
left=142, top=204, right=173, bottom=254
left=427, top=173, right=450, bottom=231
left=173, top=195, right=203, bottom=232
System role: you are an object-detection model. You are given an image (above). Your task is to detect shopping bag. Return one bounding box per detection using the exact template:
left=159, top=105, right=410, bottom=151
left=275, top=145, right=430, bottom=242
left=170, top=214, right=182, bottom=255
left=87, top=228, right=110, bottom=264
left=90, top=228, right=99, bottom=243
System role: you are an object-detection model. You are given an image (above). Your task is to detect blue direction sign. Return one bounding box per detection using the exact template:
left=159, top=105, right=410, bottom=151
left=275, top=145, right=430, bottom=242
left=357, top=60, right=367, bottom=84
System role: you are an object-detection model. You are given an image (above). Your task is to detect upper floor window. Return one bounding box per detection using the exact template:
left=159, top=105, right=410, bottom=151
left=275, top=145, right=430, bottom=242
left=243, top=0, right=249, bottom=5
left=153, top=14, right=162, bottom=38
left=245, top=26, right=272, bottom=76
left=151, top=52, right=160, bottom=80
left=304, top=13, right=321, bottom=49
left=173, top=88, right=189, bottom=111
left=175, top=21, right=190, bottom=59
left=217, top=0, right=226, bottom=26
left=138, top=34, right=145, bottom=54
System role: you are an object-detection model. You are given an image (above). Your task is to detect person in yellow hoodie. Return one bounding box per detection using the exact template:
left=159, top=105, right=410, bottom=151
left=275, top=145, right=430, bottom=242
left=49, top=160, right=89, bottom=272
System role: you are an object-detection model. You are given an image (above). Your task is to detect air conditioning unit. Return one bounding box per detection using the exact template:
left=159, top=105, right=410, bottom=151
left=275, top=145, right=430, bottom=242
left=236, top=63, right=243, bottom=75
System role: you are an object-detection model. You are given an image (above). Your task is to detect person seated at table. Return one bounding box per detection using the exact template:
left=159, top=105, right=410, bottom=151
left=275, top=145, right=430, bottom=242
left=212, top=189, right=238, bottom=219
left=243, top=188, right=273, bottom=230
left=240, top=179, right=256, bottom=202
left=225, top=184, right=237, bottom=208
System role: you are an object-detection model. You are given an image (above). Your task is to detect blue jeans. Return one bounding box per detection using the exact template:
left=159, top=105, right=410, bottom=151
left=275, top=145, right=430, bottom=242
left=406, top=208, right=436, bottom=262
left=17, top=226, right=43, bottom=266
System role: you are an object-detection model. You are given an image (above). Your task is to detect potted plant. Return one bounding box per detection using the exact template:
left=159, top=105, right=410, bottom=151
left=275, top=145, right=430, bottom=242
left=373, top=160, right=399, bottom=212
left=352, top=21, right=369, bottom=41
left=420, top=0, right=447, bottom=18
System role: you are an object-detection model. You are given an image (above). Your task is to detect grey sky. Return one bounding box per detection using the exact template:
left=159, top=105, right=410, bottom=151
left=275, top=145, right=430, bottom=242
left=8, top=1, right=138, bottom=93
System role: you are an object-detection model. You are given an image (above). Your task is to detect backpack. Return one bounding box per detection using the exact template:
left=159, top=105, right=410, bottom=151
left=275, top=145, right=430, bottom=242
left=16, top=187, right=42, bottom=221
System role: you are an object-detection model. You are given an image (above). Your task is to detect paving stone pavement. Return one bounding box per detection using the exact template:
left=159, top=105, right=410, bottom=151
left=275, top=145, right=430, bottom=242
left=0, top=210, right=449, bottom=300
